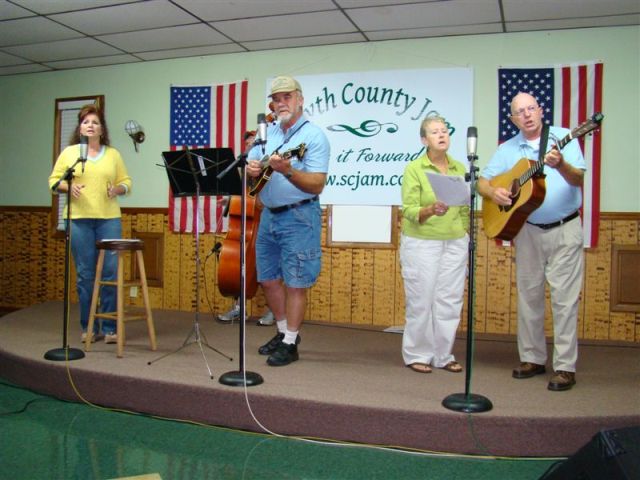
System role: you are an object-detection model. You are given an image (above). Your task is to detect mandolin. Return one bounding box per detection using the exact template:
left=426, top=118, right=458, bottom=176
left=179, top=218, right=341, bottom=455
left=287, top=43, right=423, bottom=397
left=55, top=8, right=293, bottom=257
left=482, top=112, right=603, bottom=241
left=248, top=143, right=306, bottom=197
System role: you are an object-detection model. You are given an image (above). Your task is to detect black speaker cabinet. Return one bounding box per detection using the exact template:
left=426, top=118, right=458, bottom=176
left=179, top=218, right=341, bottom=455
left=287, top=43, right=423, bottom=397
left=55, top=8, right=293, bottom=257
left=540, top=427, right=640, bottom=480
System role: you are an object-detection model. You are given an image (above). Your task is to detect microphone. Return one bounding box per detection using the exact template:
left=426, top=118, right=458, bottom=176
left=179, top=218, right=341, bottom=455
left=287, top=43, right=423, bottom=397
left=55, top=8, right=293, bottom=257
left=79, top=135, right=88, bottom=173
left=257, top=113, right=267, bottom=153
left=466, top=126, right=477, bottom=159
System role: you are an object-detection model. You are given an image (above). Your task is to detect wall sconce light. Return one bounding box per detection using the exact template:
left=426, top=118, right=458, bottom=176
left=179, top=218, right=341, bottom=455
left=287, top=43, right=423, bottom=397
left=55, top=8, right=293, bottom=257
left=125, top=120, right=145, bottom=152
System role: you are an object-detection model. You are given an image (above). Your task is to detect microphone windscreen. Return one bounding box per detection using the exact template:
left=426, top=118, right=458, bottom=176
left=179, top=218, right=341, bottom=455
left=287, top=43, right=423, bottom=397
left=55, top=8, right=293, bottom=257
left=257, top=113, right=267, bottom=144
left=466, top=126, right=477, bottom=157
left=79, top=135, right=88, bottom=160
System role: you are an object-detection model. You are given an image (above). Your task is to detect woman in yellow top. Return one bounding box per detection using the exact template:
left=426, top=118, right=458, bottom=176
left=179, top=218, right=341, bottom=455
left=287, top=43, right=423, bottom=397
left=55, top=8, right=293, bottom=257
left=49, top=104, right=131, bottom=344
left=400, top=115, right=469, bottom=374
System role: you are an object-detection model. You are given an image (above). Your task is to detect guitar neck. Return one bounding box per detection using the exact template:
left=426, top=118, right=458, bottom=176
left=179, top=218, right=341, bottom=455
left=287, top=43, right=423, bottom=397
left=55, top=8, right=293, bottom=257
left=518, top=129, right=572, bottom=186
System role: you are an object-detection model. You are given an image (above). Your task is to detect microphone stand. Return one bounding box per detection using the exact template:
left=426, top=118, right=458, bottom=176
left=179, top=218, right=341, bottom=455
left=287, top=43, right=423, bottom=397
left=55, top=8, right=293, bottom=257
left=442, top=150, right=492, bottom=413
left=219, top=147, right=264, bottom=387
left=45, top=159, right=86, bottom=361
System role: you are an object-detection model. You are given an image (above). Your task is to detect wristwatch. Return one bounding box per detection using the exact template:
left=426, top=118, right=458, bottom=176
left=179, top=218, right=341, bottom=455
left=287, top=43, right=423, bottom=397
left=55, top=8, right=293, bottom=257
left=284, top=167, right=294, bottom=179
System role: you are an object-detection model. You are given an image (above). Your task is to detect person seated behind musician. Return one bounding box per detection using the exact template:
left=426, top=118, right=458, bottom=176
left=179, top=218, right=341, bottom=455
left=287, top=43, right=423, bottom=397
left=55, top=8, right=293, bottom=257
left=217, top=129, right=274, bottom=326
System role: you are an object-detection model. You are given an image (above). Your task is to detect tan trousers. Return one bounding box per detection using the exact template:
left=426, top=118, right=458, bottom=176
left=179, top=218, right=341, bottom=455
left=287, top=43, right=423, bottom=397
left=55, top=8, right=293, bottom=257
left=514, top=217, right=584, bottom=372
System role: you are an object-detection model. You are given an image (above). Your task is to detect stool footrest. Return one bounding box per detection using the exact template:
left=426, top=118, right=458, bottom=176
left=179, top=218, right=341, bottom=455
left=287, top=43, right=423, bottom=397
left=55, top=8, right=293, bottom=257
left=94, top=312, right=148, bottom=322
left=97, top=281, right=143, bottom=288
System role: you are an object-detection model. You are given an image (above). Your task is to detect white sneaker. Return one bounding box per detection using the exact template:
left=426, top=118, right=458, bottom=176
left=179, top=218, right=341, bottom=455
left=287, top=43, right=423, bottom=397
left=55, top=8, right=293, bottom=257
left=104, top=333, right=118, bottom=344
left=218, top=304, right=240, bottom=323
left=81, top=332, right=104, bottom=343
left=257, top=309, right=274, bottom=326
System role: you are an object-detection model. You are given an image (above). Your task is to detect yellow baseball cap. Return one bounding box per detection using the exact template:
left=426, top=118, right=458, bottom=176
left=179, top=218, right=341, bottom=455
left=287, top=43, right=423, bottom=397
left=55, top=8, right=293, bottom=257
left=269, top=75, right=302, bottom=96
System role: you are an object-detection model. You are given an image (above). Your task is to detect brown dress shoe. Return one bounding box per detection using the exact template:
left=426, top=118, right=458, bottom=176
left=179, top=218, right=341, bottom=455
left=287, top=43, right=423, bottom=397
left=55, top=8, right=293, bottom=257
left=548, top=371, right=576, bottom=391
left=512, top=362, right=546, bottom=379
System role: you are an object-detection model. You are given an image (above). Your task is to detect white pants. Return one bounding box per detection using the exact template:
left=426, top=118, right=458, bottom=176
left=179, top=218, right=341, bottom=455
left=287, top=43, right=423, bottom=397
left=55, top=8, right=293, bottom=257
left=514, top=218, right=584, bottom=372
left=400, top=234, right=468, bottom=367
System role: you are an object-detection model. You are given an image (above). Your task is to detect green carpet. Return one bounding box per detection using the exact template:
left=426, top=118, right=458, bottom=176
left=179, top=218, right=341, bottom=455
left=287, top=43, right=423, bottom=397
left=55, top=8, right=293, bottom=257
left=0, top=381, right=557, bottom=479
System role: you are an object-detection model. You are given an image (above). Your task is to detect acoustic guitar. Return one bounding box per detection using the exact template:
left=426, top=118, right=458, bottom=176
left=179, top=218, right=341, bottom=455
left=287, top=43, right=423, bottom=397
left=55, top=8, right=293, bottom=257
left=482, top=112, right=603, bottom=241
left=248, top=143, right=306, bottom=197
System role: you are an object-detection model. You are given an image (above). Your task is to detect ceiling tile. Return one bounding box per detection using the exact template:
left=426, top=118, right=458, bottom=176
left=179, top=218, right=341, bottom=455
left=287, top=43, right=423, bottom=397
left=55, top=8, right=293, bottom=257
left=97, top=24, right=230, bottom=52
left=136, top=43, right=245, bottom=60
left=172, top=0, right=337, bottom=21
left=336, top=0, right=439, bottom=7
left=0, top=17, right=81, bottom=46
left=43, top=54, right=141, bottom=69
left=0, top=50, right=30, bottom=66
left=10, top=0, right=136, bottom=15
left=3, top=37, right=123, bottom=62
left=346, top=0, right=501, bottom=30
left=507, top=15, right=640, bottom=32
left=49, top=0, right=199, bottom=35
left=0, top=64, right=52, bottom=75
left=0, top=1, right=35, bottom=20
left=0, top=0, right=637, bottom=76
left=503, top=0, right=640, bottom=21
left=213, top=11, right=356, bottom=42
left=367, top=22, right=503, bottom=41
left=242, top=32, right=366, bottom=51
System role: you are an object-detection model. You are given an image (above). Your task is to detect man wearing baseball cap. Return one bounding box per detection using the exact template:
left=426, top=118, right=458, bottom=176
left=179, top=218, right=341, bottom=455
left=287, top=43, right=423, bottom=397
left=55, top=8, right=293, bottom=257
left=246, top=75, right=330, bottom=366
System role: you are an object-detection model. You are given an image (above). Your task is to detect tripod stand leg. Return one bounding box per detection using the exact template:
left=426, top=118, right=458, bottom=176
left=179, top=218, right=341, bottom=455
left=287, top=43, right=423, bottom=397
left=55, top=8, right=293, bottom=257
left=147, top=318, right=232, bottom=379
left=198, top=327, right=233, bottom=361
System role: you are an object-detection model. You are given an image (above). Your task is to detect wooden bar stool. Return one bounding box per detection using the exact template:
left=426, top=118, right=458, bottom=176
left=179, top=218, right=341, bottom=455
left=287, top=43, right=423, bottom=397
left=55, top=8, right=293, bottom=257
left=84, top=239, right=157, bottom=357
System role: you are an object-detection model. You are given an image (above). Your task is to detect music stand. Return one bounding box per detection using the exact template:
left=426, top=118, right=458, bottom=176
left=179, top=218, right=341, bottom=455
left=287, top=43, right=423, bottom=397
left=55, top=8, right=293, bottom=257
left=148, top=147, right=237, bottom=378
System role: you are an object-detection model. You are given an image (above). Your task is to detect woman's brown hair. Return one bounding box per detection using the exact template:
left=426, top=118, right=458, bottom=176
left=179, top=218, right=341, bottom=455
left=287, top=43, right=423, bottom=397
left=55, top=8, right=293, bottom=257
left=70, top=104, right=111, bottom=146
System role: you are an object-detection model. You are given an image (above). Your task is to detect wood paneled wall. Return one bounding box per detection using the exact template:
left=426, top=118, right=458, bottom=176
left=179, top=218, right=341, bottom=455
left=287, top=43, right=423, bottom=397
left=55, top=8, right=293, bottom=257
left=1, top=207, right=638, bottom=342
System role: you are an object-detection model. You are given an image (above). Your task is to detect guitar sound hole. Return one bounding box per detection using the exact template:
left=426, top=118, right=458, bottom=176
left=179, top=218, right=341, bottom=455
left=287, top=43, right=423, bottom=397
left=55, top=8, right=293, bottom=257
left=509, top=182, right=521, bottom=204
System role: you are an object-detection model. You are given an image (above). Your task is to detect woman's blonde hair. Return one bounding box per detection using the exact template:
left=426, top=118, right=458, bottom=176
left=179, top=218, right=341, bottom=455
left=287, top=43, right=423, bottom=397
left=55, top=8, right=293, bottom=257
left=419, top=115, right=447, bottom=138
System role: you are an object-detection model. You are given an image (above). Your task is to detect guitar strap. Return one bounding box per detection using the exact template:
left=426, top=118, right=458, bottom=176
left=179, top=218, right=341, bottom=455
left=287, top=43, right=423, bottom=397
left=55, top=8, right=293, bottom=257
left=537, top=124, right=550, bottom=176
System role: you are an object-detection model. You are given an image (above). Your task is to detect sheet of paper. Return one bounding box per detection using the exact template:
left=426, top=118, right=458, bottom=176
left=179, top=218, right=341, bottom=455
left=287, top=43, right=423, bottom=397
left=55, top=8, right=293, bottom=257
left=425, top=172, right=470, bottom=206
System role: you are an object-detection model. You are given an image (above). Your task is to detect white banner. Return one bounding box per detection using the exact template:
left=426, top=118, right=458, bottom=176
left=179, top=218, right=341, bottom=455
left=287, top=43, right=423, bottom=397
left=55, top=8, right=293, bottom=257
left=270, top=68, right=474, bottom=205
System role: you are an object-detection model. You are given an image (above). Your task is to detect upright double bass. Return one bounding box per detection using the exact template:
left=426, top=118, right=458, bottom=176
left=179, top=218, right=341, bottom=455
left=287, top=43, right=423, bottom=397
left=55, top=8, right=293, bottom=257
left=216, top=194, right=261, bottom=299
left=216, top=108, right=276, bottom=299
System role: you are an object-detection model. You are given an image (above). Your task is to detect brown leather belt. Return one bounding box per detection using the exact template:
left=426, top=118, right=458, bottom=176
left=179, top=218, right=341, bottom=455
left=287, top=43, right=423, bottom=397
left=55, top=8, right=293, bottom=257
left=527, top=211, right=579, bottom=230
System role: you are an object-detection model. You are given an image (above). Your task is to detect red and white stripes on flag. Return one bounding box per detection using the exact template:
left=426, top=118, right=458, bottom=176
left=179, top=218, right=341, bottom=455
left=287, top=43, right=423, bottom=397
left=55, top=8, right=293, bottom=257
left=498, top=63, right=603, bottom=248
left=168, top=80, right=248, bottom=233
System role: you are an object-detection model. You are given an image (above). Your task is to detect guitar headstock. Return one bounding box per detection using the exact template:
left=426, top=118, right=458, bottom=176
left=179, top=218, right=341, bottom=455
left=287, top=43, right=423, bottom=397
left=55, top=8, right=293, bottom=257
left=572, top=112, right=604, bottom=138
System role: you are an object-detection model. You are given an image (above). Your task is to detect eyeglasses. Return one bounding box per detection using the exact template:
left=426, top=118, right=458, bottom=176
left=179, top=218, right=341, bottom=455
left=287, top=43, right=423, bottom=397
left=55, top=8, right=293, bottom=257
left=510, top=105, right=540, bottom=117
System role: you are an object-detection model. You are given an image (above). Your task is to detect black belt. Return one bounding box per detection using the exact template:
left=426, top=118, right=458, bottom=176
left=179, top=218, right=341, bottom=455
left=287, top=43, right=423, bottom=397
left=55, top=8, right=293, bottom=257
left=268, top=196, right=318, bottom=214
left=527, top=211, right=579, bottom=230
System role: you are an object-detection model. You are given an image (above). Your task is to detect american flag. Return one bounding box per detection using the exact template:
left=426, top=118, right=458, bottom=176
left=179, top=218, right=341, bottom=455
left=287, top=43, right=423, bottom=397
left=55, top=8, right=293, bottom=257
left=498, top=63, right=603, bottom=248
left=169, top=80, right=248, bottom=232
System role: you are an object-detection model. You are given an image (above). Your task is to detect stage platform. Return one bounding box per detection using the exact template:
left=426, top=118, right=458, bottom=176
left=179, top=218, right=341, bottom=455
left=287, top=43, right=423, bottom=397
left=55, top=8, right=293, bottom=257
left=1, top=301, right=638, bottom=457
